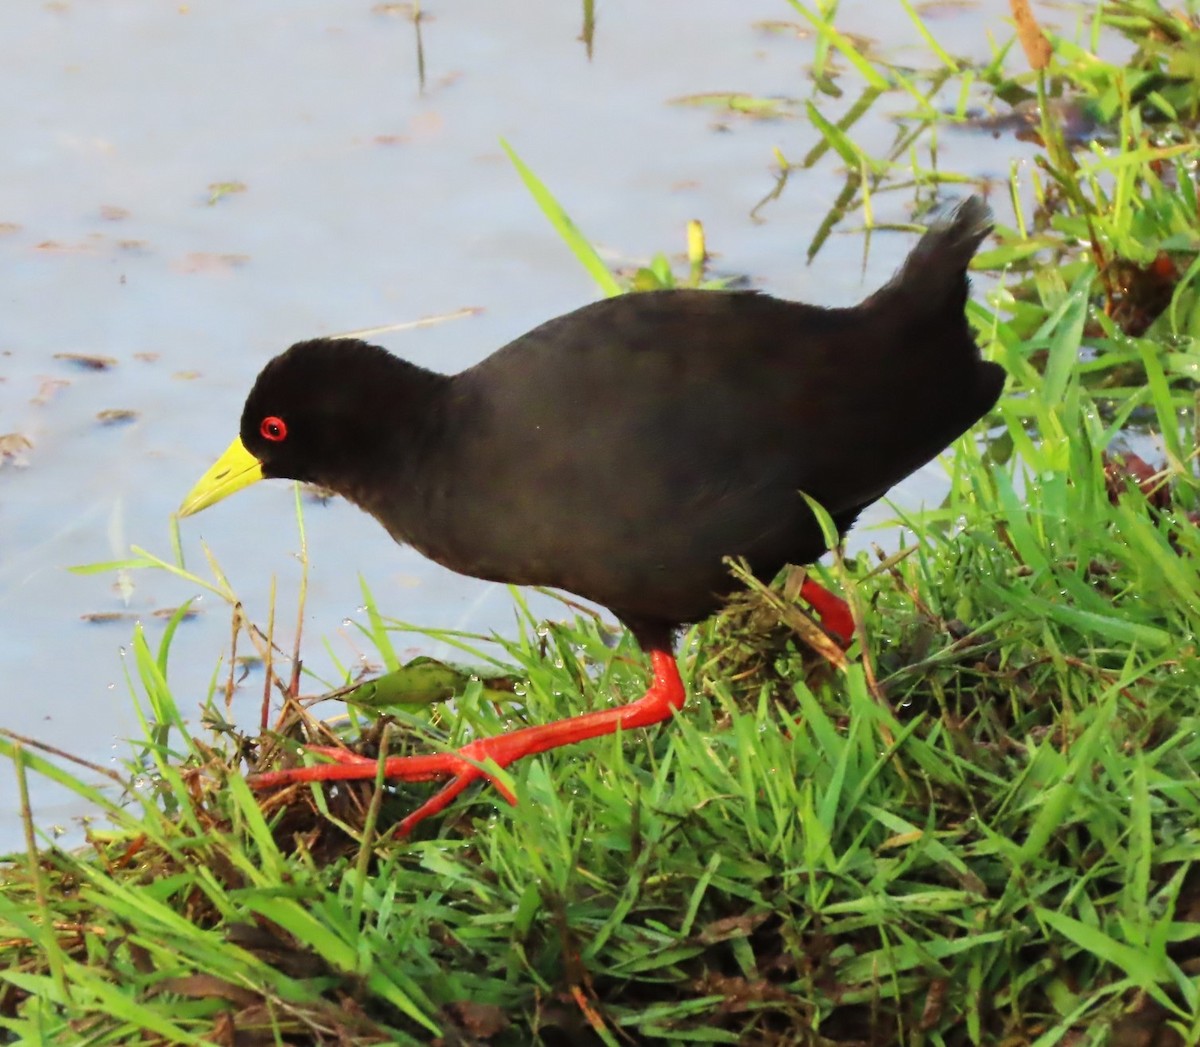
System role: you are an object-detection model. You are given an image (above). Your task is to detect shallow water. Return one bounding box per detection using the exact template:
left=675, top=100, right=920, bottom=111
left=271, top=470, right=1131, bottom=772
left=0, top=0, right=1055, bottom=846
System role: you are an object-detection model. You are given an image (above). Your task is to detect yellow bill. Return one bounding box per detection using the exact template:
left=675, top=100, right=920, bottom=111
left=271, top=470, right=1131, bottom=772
left=178, top=437, right=264, bottom=517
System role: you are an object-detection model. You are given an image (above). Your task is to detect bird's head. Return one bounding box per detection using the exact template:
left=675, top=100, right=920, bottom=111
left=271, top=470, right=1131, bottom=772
left=178, top=338, right=436, bottom=517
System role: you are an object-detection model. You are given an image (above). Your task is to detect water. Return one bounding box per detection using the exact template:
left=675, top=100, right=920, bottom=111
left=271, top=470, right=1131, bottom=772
left=0, top=0, right=1042, bottom=847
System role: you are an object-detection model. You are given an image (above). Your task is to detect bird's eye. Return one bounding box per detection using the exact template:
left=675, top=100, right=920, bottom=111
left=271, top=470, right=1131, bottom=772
left=260, top=416, right=288, bottom=442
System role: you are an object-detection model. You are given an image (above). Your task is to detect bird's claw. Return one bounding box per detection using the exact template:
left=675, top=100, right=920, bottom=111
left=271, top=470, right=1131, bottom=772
left=249, top=740, right=519, bottom=835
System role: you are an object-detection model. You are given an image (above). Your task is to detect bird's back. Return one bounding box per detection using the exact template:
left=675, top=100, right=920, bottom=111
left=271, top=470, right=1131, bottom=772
left=407, top=201, right=1003, bottom=628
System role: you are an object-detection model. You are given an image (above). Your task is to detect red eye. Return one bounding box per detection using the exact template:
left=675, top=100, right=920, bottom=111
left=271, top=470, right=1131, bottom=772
left=260, top=416, right=287, bottom=442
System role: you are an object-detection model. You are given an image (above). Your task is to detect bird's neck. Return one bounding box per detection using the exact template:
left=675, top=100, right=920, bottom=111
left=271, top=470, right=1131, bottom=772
left=330, top=363, right=459, bottom=544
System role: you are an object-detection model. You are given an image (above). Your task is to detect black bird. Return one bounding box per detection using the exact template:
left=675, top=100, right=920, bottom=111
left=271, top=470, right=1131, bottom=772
left=180, top=197, right=1004, bottom=834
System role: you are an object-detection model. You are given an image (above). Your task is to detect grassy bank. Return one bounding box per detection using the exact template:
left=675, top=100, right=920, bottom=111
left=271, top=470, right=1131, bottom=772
left=3, top=1, right=1200, bottom=1044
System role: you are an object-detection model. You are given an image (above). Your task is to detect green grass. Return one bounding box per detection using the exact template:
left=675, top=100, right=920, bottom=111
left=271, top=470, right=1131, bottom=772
left=4, top=1, right=1200, bottom=1043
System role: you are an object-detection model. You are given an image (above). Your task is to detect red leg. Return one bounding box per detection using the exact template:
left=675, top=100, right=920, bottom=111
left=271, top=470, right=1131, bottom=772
left=798, top=576, right=853, bottom=644
left=250, top=649, right=685, bottom=836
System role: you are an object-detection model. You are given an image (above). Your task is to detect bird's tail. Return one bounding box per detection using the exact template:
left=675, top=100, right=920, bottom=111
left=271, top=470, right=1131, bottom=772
left=864, top=196, right=993, bottom=319
left=863, top=197, right=1004, bottom=426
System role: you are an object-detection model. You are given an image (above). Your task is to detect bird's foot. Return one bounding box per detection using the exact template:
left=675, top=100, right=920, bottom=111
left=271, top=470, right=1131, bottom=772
left=251, top=738, right=522, bottom=835
left=797, top=576, right=854, bottom=645
left=249, top=649, right=686, bottom=836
